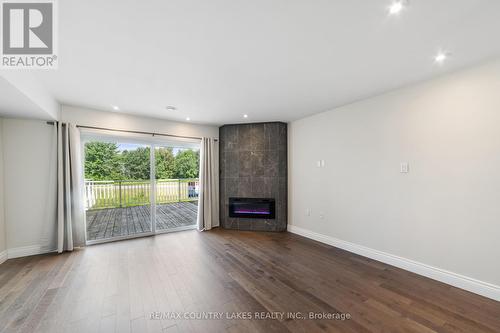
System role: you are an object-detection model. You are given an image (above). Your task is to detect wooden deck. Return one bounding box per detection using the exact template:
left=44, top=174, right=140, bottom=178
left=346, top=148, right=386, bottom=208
left=86, top=201, right=198, bottom=241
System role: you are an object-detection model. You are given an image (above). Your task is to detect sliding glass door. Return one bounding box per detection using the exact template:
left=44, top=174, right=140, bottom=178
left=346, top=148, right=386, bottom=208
left=84, top=140, right=153, bottom=243
left=154, top=145, right=200, bottom=233
left=82, top=132, right=200, bottom=244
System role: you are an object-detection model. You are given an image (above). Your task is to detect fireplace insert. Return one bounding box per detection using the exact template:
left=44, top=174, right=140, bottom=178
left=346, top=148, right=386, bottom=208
left=229, top=197, right=276, bottom=219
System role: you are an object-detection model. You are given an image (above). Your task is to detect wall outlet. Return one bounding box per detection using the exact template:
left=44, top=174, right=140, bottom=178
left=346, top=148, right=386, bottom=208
left=400, top=162, right=409, bottom=173
left=320, top=160, right=325, bottom=167
left=319, top=212, right=324, bottom=219
left=306, top=208, right=311, bottom=216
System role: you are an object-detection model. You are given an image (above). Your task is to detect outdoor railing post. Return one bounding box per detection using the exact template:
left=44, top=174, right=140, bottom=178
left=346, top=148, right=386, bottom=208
left=178, top=179, right=181, bottom=202
left=119, top=181, right=122, bottom=208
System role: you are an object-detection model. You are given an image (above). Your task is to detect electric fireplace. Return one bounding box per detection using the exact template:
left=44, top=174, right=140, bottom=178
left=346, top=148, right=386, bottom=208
left=229, top=198, right=276, bottom=219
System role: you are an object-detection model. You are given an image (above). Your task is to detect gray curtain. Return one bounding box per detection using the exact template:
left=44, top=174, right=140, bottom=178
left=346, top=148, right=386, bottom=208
left=57, top=123, right=85, bottom=252
left=197, top=137, right=219, bottom=230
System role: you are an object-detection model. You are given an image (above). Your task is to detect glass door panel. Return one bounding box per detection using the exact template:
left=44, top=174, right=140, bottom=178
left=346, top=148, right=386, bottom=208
left=154, top=145, right=200, bottom=232
left=84, top=140, right=152, bottom=242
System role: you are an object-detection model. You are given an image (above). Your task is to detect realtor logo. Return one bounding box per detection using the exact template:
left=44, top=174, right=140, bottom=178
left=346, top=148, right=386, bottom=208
left=1, top=0, right=57, bottom=68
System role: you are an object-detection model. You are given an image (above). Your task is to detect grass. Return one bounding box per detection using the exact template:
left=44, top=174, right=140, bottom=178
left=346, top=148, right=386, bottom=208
left=86, top=179, right=199, bottom=210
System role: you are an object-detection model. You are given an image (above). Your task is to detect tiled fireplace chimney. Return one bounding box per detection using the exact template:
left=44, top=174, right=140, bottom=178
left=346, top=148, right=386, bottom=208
left=219, top=122, right=287, bottom=231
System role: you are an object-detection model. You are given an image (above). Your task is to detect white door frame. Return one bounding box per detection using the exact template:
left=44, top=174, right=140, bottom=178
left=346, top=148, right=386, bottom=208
left=81, top=131, right=200, bottom=245
left=150, top=143, right=157, bottom=234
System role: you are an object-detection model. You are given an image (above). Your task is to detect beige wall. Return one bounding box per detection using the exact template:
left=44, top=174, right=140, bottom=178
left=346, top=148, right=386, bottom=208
left=289, top=58, right=500, bottom=292
left=2, top=119, right=57, bottom=254
left=0, top=119, right=6, bottom=257
left=61, top=105, right=219, bottom=138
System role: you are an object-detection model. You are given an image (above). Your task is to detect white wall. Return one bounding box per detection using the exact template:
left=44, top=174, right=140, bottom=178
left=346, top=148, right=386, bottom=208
left=0, top=119, right=6, bottom=262
left=289, top=58, right=500, bottom=299
left=61, top=105, right=219, bottom=138
left=2, top=119, right=57, bottom=256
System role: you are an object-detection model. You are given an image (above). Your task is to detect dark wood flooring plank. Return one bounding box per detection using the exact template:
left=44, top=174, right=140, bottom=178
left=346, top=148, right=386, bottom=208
left=2, top=229, right=499, bottom=333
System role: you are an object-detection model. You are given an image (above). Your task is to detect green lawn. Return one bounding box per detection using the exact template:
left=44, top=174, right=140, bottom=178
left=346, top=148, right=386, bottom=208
left=85, top=179, right=199, bottom=210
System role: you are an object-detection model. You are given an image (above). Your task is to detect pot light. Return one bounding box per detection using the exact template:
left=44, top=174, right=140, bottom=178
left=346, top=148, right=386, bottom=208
left=243, top=114, right=248, bottom=118
left=388, top=1, right=405, bottom=15
left=434, top=52, right=448, bottom=64
left=186, top=117, right=190, bottom=121
left=165, top=106, right=177, bottom=111
left=112, top=105, right=119, bottom=111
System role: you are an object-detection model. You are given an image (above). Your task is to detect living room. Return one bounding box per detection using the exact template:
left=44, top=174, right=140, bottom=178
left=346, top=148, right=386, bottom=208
left=0, top=1, right=499, bottom=332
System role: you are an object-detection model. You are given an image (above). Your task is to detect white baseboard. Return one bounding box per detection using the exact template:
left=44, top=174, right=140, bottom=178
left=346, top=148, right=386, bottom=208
left=7, top=245, right=56, bottom=259
left=287, top=225, right=500, bottom=302
left=0, top=250, right=7, bottom=264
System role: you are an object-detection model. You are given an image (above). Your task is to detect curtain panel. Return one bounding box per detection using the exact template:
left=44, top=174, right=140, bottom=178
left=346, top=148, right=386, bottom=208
left=57, top=123, right=85, bottom=252
left=197, top=137, right=219, bottom=230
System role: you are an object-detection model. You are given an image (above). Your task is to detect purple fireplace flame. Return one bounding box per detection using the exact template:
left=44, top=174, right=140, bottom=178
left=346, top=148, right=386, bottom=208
left=229, top=198, right=276, bottom=219
left=234, top=209, right=270, bottom=215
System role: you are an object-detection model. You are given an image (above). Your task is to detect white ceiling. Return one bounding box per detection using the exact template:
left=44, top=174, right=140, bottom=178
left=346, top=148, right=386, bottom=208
left=31, top=0, right=500, bottom=125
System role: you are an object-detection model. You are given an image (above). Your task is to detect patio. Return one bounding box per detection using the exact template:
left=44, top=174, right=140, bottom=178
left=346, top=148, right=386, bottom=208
left=86, top=201, right=198, bottom=241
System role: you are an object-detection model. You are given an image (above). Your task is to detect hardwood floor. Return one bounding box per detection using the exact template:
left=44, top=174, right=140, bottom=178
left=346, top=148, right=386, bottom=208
left=0, top=229, right=499, bottom=333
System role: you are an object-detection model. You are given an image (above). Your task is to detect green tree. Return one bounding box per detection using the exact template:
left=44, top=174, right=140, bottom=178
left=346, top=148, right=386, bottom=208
left=173, top=149, right=199, bottom=178
left=121, top=147, right=151, bottom=180
left=84, top=142, right=121, bottom=180
left=155, top=147, right=175, bottom=179
left=84, top=142, right=200, bottom=181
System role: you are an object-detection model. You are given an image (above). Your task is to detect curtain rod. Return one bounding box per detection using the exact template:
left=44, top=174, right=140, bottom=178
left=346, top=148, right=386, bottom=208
left=46, top=122, right=216, bottom=141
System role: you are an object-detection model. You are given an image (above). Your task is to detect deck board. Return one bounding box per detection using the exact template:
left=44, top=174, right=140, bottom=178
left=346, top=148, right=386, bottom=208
left=86, top=201, right=198, bottom=241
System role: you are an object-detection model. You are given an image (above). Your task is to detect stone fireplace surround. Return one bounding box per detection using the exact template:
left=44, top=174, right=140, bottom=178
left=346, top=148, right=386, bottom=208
left=219, top=122, right=287, bottom=231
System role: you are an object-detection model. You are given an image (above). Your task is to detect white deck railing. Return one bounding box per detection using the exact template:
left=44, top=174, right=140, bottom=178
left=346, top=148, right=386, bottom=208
left=85, top=179, right=199, bottom=210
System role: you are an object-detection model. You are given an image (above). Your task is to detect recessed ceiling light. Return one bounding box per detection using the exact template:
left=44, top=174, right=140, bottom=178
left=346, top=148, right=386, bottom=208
left=165, top=106, right=177, bottom=111
left=434, top=52, right=448, bottom=64
left=243, top=114, right=248, bottom=118
left=112, top=105, right=119, bottom=111
left=186, top=117, right=190, bottom=121
left=388, top=1, right=406, bottom=15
